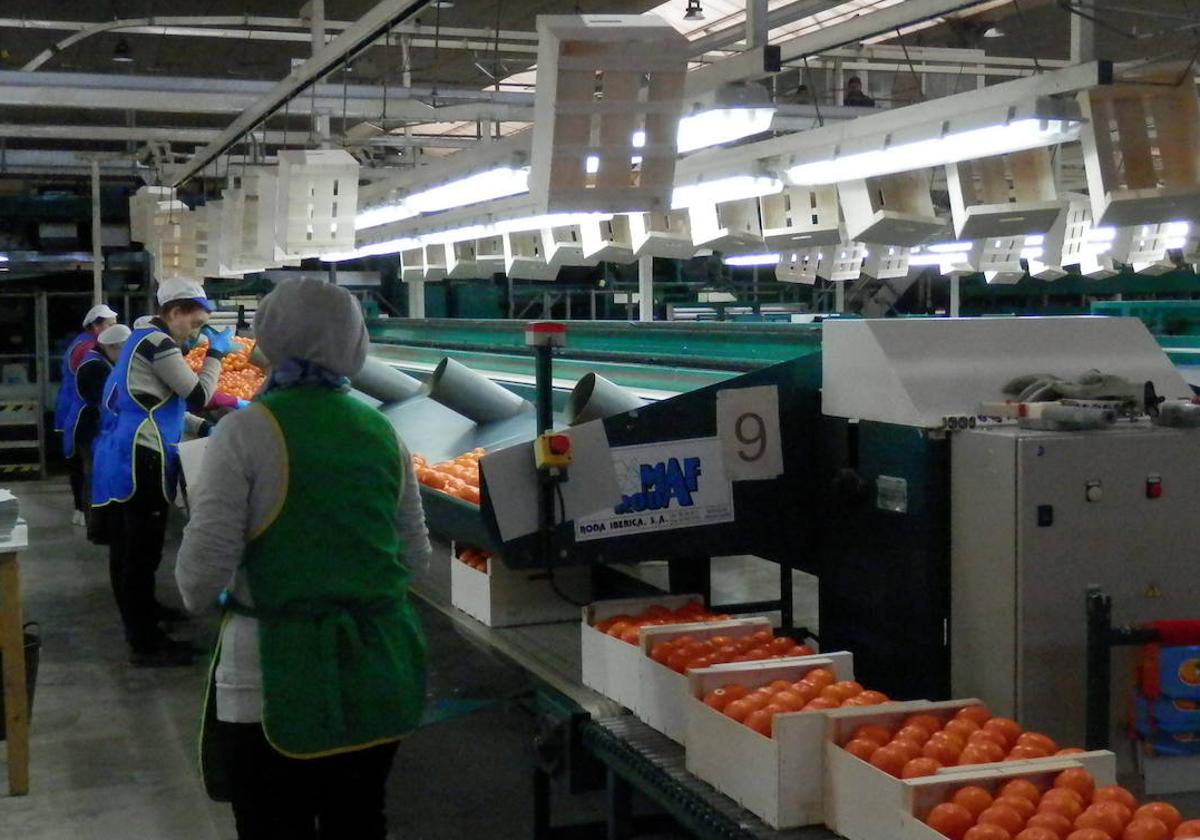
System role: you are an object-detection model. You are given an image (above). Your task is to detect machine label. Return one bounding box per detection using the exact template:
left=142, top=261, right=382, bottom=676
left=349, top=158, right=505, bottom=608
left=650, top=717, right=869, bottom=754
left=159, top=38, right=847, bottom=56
left=716, top=385, right=784, bottom=481
left=575, top=437, right=734, bottom=542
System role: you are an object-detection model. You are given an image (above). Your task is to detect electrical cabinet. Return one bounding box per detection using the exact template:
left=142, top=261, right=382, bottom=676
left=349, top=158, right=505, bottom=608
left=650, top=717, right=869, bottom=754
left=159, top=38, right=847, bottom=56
left=951, top=424, right=1200, bottom=751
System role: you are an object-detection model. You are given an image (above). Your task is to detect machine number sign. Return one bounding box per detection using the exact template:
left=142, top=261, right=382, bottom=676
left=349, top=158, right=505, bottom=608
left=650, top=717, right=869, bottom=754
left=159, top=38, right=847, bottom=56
left=716, top=385, right=784, bottom=481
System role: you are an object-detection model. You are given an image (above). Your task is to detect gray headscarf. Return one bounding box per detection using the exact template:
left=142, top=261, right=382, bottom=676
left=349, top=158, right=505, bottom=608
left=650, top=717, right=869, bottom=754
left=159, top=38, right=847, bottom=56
left=254, top=278, right=368, bottom=391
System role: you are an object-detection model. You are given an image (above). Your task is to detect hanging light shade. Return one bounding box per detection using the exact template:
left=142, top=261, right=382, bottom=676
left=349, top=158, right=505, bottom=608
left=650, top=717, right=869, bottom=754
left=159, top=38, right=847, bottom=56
left=684, top=0, right=705, bottom=21
left=112, top=38, right=134, bottom=63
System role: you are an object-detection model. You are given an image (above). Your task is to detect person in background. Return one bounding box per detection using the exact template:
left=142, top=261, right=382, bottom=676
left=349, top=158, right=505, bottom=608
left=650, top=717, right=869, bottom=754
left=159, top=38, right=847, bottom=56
left=176, top=278, right=429, bottom=840
left=66, top=324, right=131, bottom=531
left=133, top=315, right=155, bottom=330
left=843, top=76, right=876, bottom=107
left=91, top=278, right=236, bottom=667
left=56, top=303, right=118, bottom=526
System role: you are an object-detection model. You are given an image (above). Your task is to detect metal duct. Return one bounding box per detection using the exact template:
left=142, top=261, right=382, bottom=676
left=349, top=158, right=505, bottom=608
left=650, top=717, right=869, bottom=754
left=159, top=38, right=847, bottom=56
left=427, top=357, right=528, bottom=424
left=352, top=357, right=423, bottom=403
left=565, top=372, right=645, bottom=425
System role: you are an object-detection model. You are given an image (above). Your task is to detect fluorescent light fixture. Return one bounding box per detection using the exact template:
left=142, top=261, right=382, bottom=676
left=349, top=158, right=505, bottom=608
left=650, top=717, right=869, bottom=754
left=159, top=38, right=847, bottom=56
left=1020, top=247, right=1044, bottom=260
left=1024, top=234, right=1045, bottom=246
left=585, top=155, right=600, bottom=174
left=677, top=108, right=776, bottom=154
left=787, top=106, right=1082, bottom=187
left=405, top=166, right=530, bottom=214
left=1088, top=227, right=1117, bottom=243
left=419, top=224, right=494, bottom=246
left=355, top=165, right=530, bottom=231
left=0, top=254, right=8, bottom=263
left=671, top=175, right=783, bottom=209
left=494, top=212, right=612, bottom=234
left=724, top=253, right=780, bottom=266
left=909, top=251, right=968, bottom=268
left=321, top=236, right=422, bottom=261
left=633, top=130, right=646, bottom=149
left=925, top=241, right=973, bottom=254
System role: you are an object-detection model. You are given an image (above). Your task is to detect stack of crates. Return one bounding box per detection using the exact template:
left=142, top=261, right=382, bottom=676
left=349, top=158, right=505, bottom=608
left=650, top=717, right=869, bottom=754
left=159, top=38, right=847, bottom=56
left=1133, top=637, right=1200, bottom=793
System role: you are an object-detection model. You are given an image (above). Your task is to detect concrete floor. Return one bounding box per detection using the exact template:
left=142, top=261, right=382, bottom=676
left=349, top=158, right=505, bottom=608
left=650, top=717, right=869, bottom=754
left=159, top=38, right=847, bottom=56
left=0, top=478, right=621, bottom=840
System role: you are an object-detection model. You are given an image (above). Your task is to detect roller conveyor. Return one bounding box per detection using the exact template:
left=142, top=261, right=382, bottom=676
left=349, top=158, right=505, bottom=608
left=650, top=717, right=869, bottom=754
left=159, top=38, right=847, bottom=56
left=407, top=539, right=840, bottom=840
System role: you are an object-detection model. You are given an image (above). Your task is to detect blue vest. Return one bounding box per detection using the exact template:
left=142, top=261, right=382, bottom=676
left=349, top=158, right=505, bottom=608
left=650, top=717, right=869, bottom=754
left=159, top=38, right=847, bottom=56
left=54, top=332, right=93, bottom=434
left=90, top=327, right=187, bottom=506
left=61, top=349, right=109, bottom=459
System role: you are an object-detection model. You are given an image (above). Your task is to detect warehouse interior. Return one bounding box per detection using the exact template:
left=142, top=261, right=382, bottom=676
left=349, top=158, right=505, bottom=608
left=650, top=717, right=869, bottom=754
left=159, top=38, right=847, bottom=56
left=6, top=1, right=1200, bottom=839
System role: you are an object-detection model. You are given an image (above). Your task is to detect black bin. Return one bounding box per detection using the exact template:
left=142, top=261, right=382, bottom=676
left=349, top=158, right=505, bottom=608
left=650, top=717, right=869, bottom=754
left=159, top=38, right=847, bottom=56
left=0, top=623, right=39, bottom=741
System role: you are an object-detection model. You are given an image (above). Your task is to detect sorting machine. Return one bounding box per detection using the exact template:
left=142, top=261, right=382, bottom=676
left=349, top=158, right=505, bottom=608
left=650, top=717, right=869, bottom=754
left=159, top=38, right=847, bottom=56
left=350, top=314, right=1200, bottom=829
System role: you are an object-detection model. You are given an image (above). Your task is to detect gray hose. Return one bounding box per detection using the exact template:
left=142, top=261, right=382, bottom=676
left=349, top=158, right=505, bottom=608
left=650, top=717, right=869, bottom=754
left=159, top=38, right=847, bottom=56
left=565, top=373, right=645, bottom=425
left=427, top=357, right=529, bottom=424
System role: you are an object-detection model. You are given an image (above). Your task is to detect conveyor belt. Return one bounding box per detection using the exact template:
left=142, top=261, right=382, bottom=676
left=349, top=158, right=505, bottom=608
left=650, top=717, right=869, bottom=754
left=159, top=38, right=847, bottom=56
left=584, top=716, right=838, bottom=840
left=408, top=538, right=621, bottom=719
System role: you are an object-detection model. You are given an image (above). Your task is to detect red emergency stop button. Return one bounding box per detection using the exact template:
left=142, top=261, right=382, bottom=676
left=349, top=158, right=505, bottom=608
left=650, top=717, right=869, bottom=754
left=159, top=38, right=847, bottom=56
left=549, top=434, right=570, bottom=455
left=1147, top=475, right=1163, bottom=499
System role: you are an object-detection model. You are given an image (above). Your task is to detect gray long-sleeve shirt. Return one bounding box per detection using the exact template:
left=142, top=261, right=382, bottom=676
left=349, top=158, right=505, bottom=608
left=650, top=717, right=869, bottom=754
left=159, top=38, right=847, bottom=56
left=129, top=326, right=221, bottom=444
left=175, top=399, right=432, bottom=723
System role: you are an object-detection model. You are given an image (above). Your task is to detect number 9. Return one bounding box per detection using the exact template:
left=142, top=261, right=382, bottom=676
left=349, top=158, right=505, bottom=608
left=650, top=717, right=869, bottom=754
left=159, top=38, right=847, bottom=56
left=735, top=412, right=766, bottom=462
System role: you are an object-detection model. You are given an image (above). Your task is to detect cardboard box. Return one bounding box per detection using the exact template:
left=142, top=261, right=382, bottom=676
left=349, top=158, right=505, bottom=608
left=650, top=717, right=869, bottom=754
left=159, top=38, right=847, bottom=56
left=636, top=617, right=774, bottom=743
left=1135, top=694, right=1200, bottom=735
left=684, top=654, right=854, bottom=829
left=822, top=701, right=1117, bottom=840
left=449, top=550, right=590, bottom=628
left=834, top=755, right=1119, bottom=840
left=1141, top=645, right=1200, bottom=700
left=580, top=594, right=702, bottom=710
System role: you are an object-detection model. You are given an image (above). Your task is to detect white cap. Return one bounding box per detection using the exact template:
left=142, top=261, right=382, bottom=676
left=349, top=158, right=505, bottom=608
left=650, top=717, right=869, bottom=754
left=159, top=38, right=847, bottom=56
left=98, top=324, right=131, bottom=346
left=82, top=304, right=118, bottom=328
left=156, top=278, right=213, bottom=311
left=133, top=315, right=155, bottom=330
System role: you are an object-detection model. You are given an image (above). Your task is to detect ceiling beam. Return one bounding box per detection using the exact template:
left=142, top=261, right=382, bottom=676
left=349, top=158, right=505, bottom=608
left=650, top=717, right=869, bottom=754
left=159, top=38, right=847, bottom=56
left=0, top=123, right=480, bottom=149
left=0, top=71, right=534, bottom=121
left=777, top=0, right=996, bottom=61
left=171, top=0, right=439, bottom=186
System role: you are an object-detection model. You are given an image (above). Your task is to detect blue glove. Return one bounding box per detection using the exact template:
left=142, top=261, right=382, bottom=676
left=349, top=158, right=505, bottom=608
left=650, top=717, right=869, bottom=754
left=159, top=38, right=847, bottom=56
left=201, top=325, right=236, bottom=359
left=235, top=398, right=250, bottom=410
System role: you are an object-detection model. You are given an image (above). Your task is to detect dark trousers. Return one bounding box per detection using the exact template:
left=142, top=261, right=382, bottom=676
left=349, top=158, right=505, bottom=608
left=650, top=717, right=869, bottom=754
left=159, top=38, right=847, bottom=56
left=66, top=450, right=86, bottom=512
left=221, top=722, right=398, bottom=840
left=106, top=447, right=170, bottom=651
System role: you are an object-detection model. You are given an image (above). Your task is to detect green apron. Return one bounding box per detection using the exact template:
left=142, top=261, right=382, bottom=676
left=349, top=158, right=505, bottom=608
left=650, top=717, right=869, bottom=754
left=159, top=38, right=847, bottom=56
left=201, top=387, right=426, bottom=801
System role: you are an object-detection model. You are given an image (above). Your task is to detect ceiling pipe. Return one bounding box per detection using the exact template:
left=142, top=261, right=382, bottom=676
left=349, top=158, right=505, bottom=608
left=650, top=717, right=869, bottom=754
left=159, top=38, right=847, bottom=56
left=171, top=0, right=434, bottom=187
left=14, top=15, right=537, bottom=72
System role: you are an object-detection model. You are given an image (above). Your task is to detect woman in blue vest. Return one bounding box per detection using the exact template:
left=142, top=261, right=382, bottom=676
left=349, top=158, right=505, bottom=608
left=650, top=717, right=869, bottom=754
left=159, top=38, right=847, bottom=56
left=91, top=278, right=236, bottom=667
left=176, top=278, right=430, bottom=839
left=56, top=303, right=118, bottom=526
left=63, top=323, right=131, bottom=531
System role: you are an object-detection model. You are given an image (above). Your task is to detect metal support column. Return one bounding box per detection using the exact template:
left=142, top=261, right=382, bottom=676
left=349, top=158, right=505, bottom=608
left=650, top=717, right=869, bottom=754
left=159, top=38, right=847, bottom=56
left=407, top=279, right=425, bottom=319
left=1070, top=11, right=1095, bottom=63
left=34, top=293, right=49, bottom=419
left=637, top=256, right=653, bottom=322
left=949, top=275, right=960, bottom=317
left=90, top=160, right=103, bottom=305
left=834, top=280, right=845, bottom=313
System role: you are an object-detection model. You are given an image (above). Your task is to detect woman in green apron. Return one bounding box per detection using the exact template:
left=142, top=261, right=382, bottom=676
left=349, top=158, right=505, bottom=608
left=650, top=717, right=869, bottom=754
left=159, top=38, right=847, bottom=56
left=175, top=277, right=429, bottom=839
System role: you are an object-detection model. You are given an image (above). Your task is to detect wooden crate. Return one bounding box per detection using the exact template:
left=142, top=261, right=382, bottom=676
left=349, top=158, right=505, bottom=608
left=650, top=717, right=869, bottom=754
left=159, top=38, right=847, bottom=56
left=689, top=197, right=766, bottom=255
left=760, top=185, right=842, bottom=250
left=863, top=244, right=910, bottom=280
left=530, top=15, right=687, bottom=214
left=504, top=230, right=560, bottom=280
left=449, top=549, right=590, bottom=628
left=826, top=717, right=1116, bottom=840
left=579, top=215, right=636, bottom=263
left=946, top=148, right=1065, bottom=240
left=776, top=248, right=825, bottom=284
left=423, top=243, right=449, bottom=282
left=149, top=200, right=191, bottom=281
left=580, top=594, right=703, bottom=710
left=1078, top=62, right=1200, bottom=227
left=684, top=655, right=855, bottom=829
left=274, top=148, right=359, bottom=258
left=628, top=209, right=695, bottom=259
left=839, top=172, right=946, bottom=246
left=400, top=246, right=426, bottom=283
left=636, top=617, right=773, bottom=743
left=829, top=237, right=868, bottom=282
left=129, top=186, right=176, bottom=245
left=541, top=224, right=599, bottom=268
left=219, top=166, right=279, bottom=274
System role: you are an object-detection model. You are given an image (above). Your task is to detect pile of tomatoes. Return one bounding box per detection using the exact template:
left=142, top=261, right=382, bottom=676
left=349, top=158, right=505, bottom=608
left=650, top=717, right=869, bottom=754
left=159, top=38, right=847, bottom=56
left=702, top=666, right=890, bottom=738
left=652, top=628, right=813, bottom=674
left=593, top=601, right=729, bottom=645
left=924, top=767, right=1199, bottom=840
left=457, top=546, right=490, bottom=572
left=842, top=704, right=1084, bottom=779
left=412, top=449, right=483, bottom=505
left=184, top=335, right=265, bottom=401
